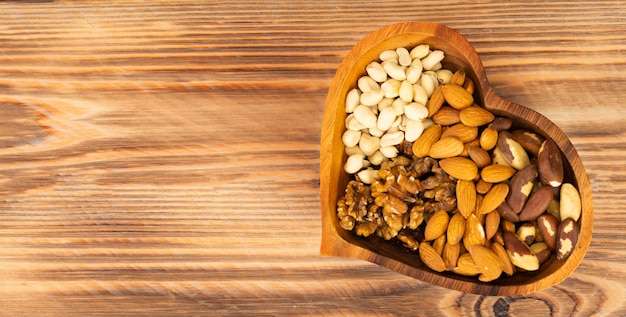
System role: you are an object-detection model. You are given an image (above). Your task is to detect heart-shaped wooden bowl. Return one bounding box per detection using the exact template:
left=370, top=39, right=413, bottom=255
left=320, top=22, right=593, bottom=296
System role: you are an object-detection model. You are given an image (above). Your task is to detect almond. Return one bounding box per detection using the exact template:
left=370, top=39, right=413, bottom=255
left=501, top=219, right=516, bottom=233
left=412, top=124, right=443, bottom=158
left=452, top=253, right=481, bottom=276
left=481, top=164, right=517, bottom=183
left=424, top=210, right=450, bottom=241
left=447, top=212, right=466, bottom=245
left=419, top=242, right=446, bottom=272
left=479, top=183, right=509, bottom=215
left=443, top=241, right=461, bottom=271
left=461, top=139, right=481, bottom=157
left=537, top=139, right=564, bottom=187
left=431, top=105, right=460, bottom=125
left=441, top=84, right=474, bottom=110
left=450, top=69, right=466, bottom=86
left=519, top=185, right=554, bottom=221
left=491, top=242, right=516, bottom=276
left=485, top=210, right=500, bottom=241
left=463, top=213, right=486, bottom=251
left=459, top=105, right=495, bottom=127
left=439, top=157, right=478, bottom=181
left=476, top=179, right=493, bottom=195
left=427, top=85, right=445, bottom=116
left=441, top=123, right=478, bottom=143
left=462, top=77, right=475, bottom=94
left=428, top=136, right=464, bottom=159
left=559, top=183, right=581, bottom=221
left=479, top=127, right=498, bottom=151
left=470, top=245, right=503, bottom=282
left=432, top=233, right=447, bottom=256
left=475, top=194, right=484, bottom=221
left=556, top=218, right=580, bottom=260
left=456, top=180, right=476, bottom=219
left=493, top=231, right=505, bottom=246
left=468, top=146, right=491, bottom=168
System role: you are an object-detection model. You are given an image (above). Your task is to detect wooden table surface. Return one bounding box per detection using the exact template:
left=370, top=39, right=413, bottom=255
left=1, top=1, right=625, bottom=316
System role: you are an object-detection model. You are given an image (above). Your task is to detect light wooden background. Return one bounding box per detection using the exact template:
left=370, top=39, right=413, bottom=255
left=1, top=1, right=625, bottom=316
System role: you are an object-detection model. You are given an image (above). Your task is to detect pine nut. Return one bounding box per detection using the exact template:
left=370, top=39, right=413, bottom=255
left=380, top=131, right=404, bottom=147
left=345, top=88, right=360, bottom=113
left=368, top=151, right=385, bottom=166
left=404, top=103, right=429, bottom=121
left=406, top=64, right=423, bottom=84
left=421, top=73, right=435, bottom=97
left=359, top=133, right=381, bottom=156
left=379, top=145, right=399, bottom=158
left=391, top=98, right=406, bottom=116
left=387, top=125, right=400, bottom=134
left=377, top=106, right=397, bottom=131
left=399, top=80, right=413, bottom=103
left=405, top=119, right=425, bottom=142
left=358, top=75, right=380, bottom=92
left=437, top=69, right=453, bottom=85
left=422, top=118, right=435, bottom=129
left=398, top=114, right=408, bottom=131
left=396, top=47, right=412, bottom=67
left=353, top=105, right=378, bottom=128
left=342, top=44, right=455, bottom=175
left=369, top=126, right=384, bottom=137
left=345, top=145, right=364, bottom=156
left=424, top=71, right=439, bottom=90
left=360, top=89, right=384, bottom=106
left=362, top=159, right=371, bottom=169
left=410, top=44, right=430, bottom=60
left=357, top=167, right=379, bottom=184
left=382, top=60, right=407, bottom=81
left=367, top=104, right=378, bottom=115
left=381, top=79, right=401, bottom=98
left=344, top=153, right=365, bottom=174
left=346, top=113, right=366, bottom=131
left=412, top=83, right=428, bottom=105
left=379, top=49, right=398, bottom=62
left=342, top=130, right=361, bottom=147
left=378, top=97, right=393, bottom=111
left=390, top=116, right=402, bottom=130
left=421, top=50, right=445, bottom=71
left=366, top=61, right=387, bottom=82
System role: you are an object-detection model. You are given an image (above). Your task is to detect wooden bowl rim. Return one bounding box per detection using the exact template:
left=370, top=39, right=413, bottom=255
left=320, top=22, right=593, bottom=296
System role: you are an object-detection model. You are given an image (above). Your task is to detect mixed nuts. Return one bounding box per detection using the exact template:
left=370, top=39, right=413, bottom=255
left=336, top=44, right=583, bottom=282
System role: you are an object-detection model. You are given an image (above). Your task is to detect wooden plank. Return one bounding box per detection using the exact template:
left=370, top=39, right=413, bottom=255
left=0, top=0, right=625, bottom=315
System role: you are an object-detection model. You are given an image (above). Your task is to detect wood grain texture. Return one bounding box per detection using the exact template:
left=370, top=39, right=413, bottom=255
left=0, top=0, right=625, bottom=315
